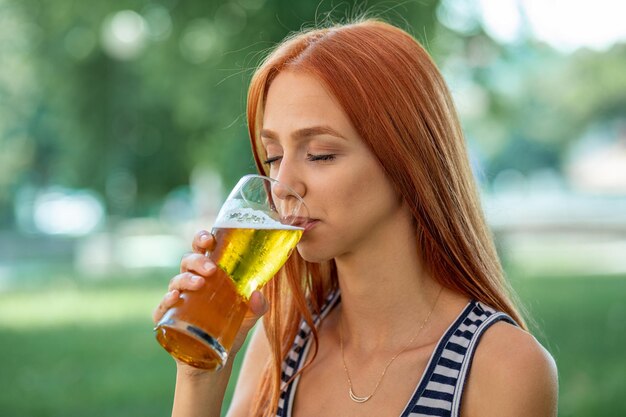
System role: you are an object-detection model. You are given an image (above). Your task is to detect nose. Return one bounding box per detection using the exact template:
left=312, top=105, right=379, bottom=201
left=271, top=178, right=308, bottom=224
left=271, top=178, right=306, bottom=212
left=271, top=181, right=304, bottom=203
left=271, top=158, right=306, bottom=201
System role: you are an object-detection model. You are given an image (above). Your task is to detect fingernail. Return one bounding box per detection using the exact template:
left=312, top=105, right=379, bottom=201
left=200, top=233, right=209, bottom=242
left=203, top=262, right=214, bottom=272
left=190, top=275, right=201, bottom=283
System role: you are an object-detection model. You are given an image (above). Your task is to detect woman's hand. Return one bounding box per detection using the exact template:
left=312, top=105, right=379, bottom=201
left=152, top=230, right=269, bottom=374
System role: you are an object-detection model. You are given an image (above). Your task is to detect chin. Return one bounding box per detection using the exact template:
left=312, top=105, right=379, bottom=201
left=295, top=242, right=333, bottom=264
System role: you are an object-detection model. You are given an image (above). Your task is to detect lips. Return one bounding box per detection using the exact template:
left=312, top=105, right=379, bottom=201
left=281, top=216, right=319, bottom=232
left=303, top=219, right=319, bottom=232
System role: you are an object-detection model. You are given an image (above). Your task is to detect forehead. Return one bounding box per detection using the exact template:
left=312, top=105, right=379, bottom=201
left=265, top=70, right=335, bottom=109
left=262, top=71, right=357, bottom=136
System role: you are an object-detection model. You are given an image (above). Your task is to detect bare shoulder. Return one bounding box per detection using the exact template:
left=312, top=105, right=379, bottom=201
left=462, top=320, right=559, bottom=417
left=225, top=323, right=270, bottom=417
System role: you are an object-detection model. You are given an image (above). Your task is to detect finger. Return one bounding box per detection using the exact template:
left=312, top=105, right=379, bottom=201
left=168, top=272, right=206, bottom=292
left=152, top=290, right=180, bottom=324
left=192, top=230, right=216, bottom=254
left=180, top=253, right=216, bottom=276
left=248, top=290, right=269, bottom=317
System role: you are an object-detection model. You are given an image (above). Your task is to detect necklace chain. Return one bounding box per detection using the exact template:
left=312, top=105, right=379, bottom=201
left=339, top=285, right=444, bottom=404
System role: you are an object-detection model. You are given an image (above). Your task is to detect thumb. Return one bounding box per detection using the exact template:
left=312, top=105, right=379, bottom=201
left=248, top=290, right=269, bottom=317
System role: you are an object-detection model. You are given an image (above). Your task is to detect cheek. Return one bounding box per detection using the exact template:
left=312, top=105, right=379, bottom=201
left=297, top=164, right=398, bottom=262
left=319, top=171, right=368, bottom=217
left=339, top=160, right=394, bottom=212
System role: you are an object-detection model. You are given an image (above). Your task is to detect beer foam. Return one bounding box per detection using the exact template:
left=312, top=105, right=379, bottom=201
left=214, top=207, right=303, bottom=230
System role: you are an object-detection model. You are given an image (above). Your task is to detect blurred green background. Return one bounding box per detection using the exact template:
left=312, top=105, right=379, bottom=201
left=1, top=0, right=625, bottom=416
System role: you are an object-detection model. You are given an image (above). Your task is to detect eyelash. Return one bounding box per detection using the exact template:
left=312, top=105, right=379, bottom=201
left=263, top=153, right=336, bottom=166
left=307, top=153, right=336, bottom=162
left=263, top=156, right=281, bottom=166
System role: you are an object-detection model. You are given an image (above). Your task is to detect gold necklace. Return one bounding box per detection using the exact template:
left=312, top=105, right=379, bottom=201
left=339, top=285, right=443, bottom=403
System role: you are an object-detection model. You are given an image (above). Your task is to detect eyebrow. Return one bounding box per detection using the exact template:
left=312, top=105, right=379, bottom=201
left=260, top=125, right=347, bottom=141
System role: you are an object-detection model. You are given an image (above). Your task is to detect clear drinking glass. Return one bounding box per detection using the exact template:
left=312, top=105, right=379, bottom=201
left=154, top=175, right=308, bottom=370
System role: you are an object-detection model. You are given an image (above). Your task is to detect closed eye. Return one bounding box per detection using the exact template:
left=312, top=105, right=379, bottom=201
left=307, top=153, right=336, bottom=162
left=263, top=155, right=282, bottom=166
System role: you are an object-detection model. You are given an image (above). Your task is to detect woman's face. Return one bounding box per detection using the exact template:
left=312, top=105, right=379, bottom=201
left=261, top=71, right=406, bottom=263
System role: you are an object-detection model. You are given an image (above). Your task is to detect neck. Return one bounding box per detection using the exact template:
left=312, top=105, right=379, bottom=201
left=333, top=210, right=442, bottom=353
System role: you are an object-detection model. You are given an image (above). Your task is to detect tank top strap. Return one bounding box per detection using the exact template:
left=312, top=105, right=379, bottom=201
left=276, top=290, right=341, bottom=416
left=402, top=300, right=518, bottom=417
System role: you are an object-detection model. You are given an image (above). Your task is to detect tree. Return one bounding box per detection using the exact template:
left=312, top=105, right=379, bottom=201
left=0, top=0, right=442, bottom=226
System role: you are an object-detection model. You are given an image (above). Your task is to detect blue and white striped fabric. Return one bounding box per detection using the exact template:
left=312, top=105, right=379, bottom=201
left=275, top=291, right=517, bottom=417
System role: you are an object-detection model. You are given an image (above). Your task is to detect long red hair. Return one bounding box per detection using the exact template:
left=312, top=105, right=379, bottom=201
left=246, top=19, right=526, bottom=416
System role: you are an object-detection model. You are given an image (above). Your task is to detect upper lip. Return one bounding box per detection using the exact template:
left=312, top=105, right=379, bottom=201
left=282, top=216, right=318, bottom=228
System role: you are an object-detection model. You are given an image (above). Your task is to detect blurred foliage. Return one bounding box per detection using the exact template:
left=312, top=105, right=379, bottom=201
left=1, top=0, right=625, bottom=225
left=432, top=26, right=626, bottom=182
left=0, top=0, right=440, bottom=225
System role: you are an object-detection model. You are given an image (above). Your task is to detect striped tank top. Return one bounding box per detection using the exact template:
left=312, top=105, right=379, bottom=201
left=276, top=291, right=517, bottom=417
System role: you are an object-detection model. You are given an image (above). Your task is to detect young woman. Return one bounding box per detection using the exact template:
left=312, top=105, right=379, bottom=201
left=153, top=19, right=558, bottom=417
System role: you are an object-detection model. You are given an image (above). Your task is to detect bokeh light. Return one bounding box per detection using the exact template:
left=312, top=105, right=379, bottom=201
left=143, top=4, right=173, bottom=42
left=64, top=26, right=97, bottom=60
left=101, top=10, right=148, bottom=60
left=179, top=18, right=221, bottom=64
left=33, top=188, right=104, bottom=236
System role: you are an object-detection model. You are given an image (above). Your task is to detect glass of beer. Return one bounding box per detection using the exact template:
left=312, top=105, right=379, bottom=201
left=154, top=174, right=307, bottom=371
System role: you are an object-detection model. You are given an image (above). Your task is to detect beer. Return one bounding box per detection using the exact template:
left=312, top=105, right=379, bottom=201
left=211, top=226, right=303, bottom=298
left=155, top=224, right=303, bottom=370
left=155, top=174, right=308, bottom=370
left=155, top=267, right=248, bottom=370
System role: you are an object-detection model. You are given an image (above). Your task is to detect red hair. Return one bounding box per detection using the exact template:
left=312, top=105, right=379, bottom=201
left=246, top=19, right=526, bottom=416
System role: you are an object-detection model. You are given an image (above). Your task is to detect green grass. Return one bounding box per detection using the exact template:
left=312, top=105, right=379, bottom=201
left=0, top=271, right=624, bottom=416
left=513, top=275, right=626, bottom=417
